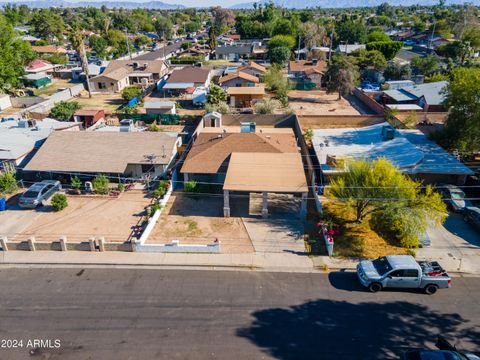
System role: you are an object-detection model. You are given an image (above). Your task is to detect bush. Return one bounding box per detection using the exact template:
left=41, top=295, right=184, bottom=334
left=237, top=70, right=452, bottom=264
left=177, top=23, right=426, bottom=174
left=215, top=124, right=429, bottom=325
left=255, top=99, right=281, bottom=114
left=184, top=180, right=198, bottom=193
left=71, top=176, right=81, bottom=190
left=0, top=172, right=17, bottom=195
left=51, top=193, right=68, bottom=212
left=121, top=86, right=141, bottom=101
left=49, top=101, right=81, bottom=121
left=205, top=101, right=229, bottom=114
left=149, top=203, right=163, bottom=217
left=117, top=183, right=126, bottom=192
left=92, top=174, right=109, bottom=195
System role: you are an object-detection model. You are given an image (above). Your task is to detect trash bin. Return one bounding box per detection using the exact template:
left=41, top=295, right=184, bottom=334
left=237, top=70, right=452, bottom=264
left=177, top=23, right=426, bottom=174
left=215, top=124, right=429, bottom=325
left=0, top=197, right=6, bottom=211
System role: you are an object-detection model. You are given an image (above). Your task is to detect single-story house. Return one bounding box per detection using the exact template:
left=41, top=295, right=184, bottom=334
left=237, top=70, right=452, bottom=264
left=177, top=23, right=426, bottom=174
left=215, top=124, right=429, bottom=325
left=162, top=66, right=211, bottom=95
left=23, top=131, right=182, bottom=180
left=0, top=118, right=80, bottom=168
left=288, top=60, right=326, bottom=88
left=336, top=44, right=366, bottom=55
left=89, top=60, right=169, bottom=93
left=71, top=63, right=108, bottom=81
left=22, top=73, right=52, bottom=88
left=73, top=109, right=105, bottom=128
left=218, top=71, right=260, bottom=88
left=181, top=117, right=308, bottom=218
left=382, top=81, right=448, bottom=112
left=215, top=44, right=253, bottom=61
left=25, top=60, right=56, bottom=74
left=144, top=101, right=176, bottom=115
left=227, top=86, right=265, bottom=108
left=312, top=122, right=473, bottom=185
left=31, top=45, right=67, bottom=55
left=237, top=61, right=267, bottom=78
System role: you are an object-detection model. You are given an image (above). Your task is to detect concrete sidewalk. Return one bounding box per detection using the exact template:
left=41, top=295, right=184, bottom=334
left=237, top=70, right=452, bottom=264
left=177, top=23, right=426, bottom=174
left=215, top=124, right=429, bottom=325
left=0, top=251, right=318, bottom=273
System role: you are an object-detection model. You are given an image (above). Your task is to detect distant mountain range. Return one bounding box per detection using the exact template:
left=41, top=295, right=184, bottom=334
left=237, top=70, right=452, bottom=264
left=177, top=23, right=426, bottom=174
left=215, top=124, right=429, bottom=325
left=0, top=1, right=184, bottom=9
left=230, top=0, right=480, bottom=9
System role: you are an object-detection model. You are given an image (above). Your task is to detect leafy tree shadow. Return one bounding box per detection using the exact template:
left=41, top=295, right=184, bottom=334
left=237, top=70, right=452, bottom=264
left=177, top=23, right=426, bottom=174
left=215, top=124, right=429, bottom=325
left=237, top=297, right=480, bottom=360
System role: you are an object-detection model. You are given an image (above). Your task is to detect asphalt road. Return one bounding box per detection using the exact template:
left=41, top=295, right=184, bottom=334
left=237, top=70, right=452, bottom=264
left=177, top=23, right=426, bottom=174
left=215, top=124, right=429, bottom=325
left=0, top=269, right=478, bottom=360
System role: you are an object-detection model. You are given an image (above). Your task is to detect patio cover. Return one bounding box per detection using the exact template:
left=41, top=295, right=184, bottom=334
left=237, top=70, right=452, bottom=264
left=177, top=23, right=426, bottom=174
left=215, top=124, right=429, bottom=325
left=223, top=152, right=308, bottom=193
left=162, top=82, right=195, bottom=89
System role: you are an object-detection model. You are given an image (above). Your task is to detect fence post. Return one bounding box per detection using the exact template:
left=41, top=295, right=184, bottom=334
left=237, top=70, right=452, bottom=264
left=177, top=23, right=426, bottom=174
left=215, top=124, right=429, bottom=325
left=97, top=237, right=105, bottom=252
left=0, top=236, right=8, bottom=251
left=28, top=237, right=36, bottom=251
left=59, top=236, right=68, bottom=251
left=88, top=237, right=96, bottom=252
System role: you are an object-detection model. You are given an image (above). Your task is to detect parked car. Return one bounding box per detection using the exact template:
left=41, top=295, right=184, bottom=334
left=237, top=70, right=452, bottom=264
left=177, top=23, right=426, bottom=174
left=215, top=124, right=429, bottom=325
left=463, top=207, right=480, bottom=231
left=438, top=184, right=471, bottom=212
left=402, top=336, right=480, bottom=360
left=18, top=180, right=62, bottom=209
left=356, top=255, right=451, bottom=295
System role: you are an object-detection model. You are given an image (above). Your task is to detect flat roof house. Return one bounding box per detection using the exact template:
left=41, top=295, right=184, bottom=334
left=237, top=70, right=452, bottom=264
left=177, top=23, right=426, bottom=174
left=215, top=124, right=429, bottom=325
left=312, top=122, right=473, bottom=185
left=382, top=81, right=448, bottom=112
left=24, top=131, right=182, bottom=180
left=181, top=115, right=308, bottom=219
left=89, top=60, right=169, bottom=93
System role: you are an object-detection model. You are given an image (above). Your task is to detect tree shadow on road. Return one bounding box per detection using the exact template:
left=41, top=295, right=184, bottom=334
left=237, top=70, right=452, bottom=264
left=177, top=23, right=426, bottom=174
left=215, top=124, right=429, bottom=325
left=237, top=297, right=480, bottom=360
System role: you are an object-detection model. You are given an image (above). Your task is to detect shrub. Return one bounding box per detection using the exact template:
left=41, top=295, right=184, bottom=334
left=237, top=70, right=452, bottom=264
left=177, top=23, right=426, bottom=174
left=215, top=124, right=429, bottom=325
left=205, top=101, right=229, bottom=114
left=51, top=193, right=68, bottom=212
left=149, top=203, right=163, bottom=217
left=184, top=180, right=198, bottom=193
left=92, top=174, right=109, bottom=195
left=49, top=101, right=81, bottom=121
left=71, top=176, right=81, bottom=190
left=255, top=99, right=281, bottom=114
left=117, top=183, right=126, bottom=192
left=121, top=86, right=141, bottom=101
left=0, top=172, right=18, bottom=195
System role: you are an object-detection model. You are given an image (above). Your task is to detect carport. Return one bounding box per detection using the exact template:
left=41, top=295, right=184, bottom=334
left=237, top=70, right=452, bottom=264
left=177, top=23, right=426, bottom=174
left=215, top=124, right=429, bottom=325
left=222, top=152, right=308, bottom=220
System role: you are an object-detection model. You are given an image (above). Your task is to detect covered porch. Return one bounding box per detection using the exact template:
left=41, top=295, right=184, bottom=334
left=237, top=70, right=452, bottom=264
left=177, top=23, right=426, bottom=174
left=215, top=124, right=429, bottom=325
left=222, top=152, right=308, bottom=220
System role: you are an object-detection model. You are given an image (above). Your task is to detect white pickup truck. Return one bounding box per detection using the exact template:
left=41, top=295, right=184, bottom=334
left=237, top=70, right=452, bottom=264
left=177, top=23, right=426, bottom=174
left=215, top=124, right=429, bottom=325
left=357, top=255, right=451, bottom=295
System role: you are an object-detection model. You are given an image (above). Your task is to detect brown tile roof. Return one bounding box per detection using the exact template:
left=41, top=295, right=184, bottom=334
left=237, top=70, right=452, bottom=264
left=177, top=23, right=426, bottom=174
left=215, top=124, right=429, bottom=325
left=181, top=130, right=299, bottom=174
left=238, top=61, right=266, bottom=74
left=288, top=60, right=326, bottom=75
left=74, top=109, right=104, bottom=117
left=224, top=34, right=241, bottom=40
left=218, top=71, right=259, bottom=85
left=93, top=67, right=130, bottom=81
left=95, top=60, right=168, bottom=81
left=167, top=66, right=211, bottom=83
left=31, top=45, right=67, bottom=54
left=24, top=131, right=179, bottom=174
left=224, top=152, right=308, bottom=193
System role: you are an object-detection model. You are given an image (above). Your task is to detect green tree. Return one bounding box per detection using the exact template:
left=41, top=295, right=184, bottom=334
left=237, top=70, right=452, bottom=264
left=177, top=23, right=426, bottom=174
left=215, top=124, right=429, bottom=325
left=0, top=172, right=17, bottom=195
left=49, top=101, right=81, bottom=121
left=88, top=35, right=108, bottom=59
left=207, top=84, right=227, bottom=105
left=121, top=86, right=141, bottom=101
left=325, top=56, right=359, bottom=100
left=134, top=35, right=151, bottom=49
left=351, top=49, right=387, bottom=71
left=329, top=158, right=447, bottom=248
left=30, top=9, right=65, bottom=42
left=384, top=62, right=411, bottom=81
left=92, top=174, right=109, bottom=195
left=268, top=35, right=296, bottom=50
left=69, top=26, right=92, bottom=97
left=366, top=41, right=403, bottom=60
left=411, top=55, right=439, bottom=76
left=0, top=16, right=34, bottom=91
left=336, top=20, right=367, bottom=45
left=270, top=46, right=291, bottom=66
left=51, top=193, right=68, bottom=212
left=433, top=68, right=480, bottom=152
left=155, top=17, right=173, bottom=39
left=367, top=31, right=390, bottom=43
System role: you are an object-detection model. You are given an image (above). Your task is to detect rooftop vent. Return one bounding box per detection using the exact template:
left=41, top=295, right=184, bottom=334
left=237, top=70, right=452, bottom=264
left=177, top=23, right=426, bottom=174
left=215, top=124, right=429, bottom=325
left=381, top=125, right=395, bottom=141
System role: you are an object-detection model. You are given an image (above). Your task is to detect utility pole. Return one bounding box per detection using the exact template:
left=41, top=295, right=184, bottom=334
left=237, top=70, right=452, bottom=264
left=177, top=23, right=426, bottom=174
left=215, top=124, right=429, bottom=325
left=297, top=35, right=301, bottom=61
left=429, top=20, right=436, bottom=50
left=328, top=31, right=334, bottom=63
left=81, top=41, right=92, bottom=99
left=125, top=28, right=132, bottom=60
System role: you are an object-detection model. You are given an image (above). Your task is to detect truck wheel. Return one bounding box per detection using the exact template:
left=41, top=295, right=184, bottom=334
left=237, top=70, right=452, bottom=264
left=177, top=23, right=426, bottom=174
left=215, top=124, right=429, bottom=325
left=424, top=284, right=438, bottom=295
left=368, top=282, right=382, bottom=293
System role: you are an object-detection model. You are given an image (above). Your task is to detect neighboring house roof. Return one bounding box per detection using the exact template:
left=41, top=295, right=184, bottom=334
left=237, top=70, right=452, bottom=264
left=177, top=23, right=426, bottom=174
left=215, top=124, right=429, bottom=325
left=74, top=109, right=104, bottom=117
left=181, top=130, right=298, bottom=174
left=22, top=73, right=51, bottom=81
left=227, top=86, right=265, bottom=95
left=312, top=122, right=472, bottom=176
left=166, top=66, right=210, bottom=84
left=384, top=81, right=448, bottom=106
left=224, top=34, right=241, bottom=40
left=238, top=61, right=267, bottom=74
left=337, top=44, right=366, bottom=54
left=288, top=60, right=326, bottom=75
left=162, top=82, right=195, bottom=90
left=24, top=131, right=179, bottom=174
left=218, top=71, right=259, bottom=85
left=26, top=59, right=54, bottom=73
left=144, top=101, right=176, bottom=109
left=223, top=152, right=308, bottom=193
left=31, top=45, right=67, bottom=54
left=92, top=60, right=168, bottom=82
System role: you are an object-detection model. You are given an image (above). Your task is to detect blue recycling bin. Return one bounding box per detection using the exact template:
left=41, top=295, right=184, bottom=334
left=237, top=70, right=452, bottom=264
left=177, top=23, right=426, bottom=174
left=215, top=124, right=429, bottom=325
left=0, top=197, right=6, bottom=211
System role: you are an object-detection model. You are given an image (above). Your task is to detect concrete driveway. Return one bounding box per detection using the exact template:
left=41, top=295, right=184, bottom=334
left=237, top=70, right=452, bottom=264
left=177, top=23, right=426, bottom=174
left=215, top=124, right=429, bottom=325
left=417, top=213, right=480, bottom=274
left=0, top=203, right=39, bottom=240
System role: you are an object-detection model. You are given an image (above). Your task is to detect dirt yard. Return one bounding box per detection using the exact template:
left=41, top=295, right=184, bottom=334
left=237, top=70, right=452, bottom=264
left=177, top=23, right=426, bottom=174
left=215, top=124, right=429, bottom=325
left=14, top=191, right=152, bottom=243
left=147, top=193, right=254, bottom=253
left=143, top=91, right=204, bottom=116
left=288, top=90, right=362, bottom=116
left=71, top=92, right=124, bottom=112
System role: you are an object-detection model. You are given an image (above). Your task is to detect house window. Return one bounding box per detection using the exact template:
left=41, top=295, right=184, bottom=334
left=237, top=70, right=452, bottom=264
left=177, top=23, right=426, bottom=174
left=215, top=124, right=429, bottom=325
left=98, top=82, right=106, bottom=89
left=142, top=164, right=153, bottom=173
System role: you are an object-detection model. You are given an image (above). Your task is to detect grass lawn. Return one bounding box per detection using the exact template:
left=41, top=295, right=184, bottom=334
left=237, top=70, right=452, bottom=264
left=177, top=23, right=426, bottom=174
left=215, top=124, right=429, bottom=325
left=318, top=201, right=411, bottom=259
left=32, top=79, right=75, bottom=97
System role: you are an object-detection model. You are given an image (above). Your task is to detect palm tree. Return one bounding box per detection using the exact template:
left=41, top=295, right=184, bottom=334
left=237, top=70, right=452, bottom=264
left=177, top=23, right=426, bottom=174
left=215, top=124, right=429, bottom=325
left=69, top=26, right=92, bottom=98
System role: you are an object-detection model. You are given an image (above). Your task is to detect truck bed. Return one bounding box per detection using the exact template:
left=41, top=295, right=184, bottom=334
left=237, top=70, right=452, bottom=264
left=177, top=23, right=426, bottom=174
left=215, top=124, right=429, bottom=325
left=418, top=261, right=449, bottom=278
